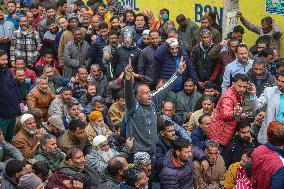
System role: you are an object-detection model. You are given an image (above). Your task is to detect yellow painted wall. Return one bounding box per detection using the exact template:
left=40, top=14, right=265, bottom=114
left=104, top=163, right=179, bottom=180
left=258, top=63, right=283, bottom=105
left=101, top=0, right=284, bottom=57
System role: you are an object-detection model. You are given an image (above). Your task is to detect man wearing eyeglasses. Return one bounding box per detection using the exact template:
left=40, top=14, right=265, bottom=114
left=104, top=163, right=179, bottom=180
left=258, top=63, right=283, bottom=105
left=249, top=69, right=284, bottom=144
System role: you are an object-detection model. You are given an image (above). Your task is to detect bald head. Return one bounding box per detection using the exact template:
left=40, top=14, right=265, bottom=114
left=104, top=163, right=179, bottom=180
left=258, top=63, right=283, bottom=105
left=107, top=156, right=128, bottom=179
left=162, top=101, right=175, bottom=117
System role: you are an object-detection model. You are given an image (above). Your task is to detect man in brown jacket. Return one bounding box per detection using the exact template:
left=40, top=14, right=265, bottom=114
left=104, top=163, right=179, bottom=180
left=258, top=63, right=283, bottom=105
left=26, top=76, right=55, bottom=120
left=108, top=91, right=125, bottom=129
left=12, top=114, right=46, bottom=159
left=58, top=119, right=91, bottom=154
left=194, top=140, right=226, bottom=189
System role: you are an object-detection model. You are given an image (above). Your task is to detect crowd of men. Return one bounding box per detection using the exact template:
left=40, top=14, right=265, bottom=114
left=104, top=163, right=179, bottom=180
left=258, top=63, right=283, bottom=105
left=0, top=0, right=284, bottom=188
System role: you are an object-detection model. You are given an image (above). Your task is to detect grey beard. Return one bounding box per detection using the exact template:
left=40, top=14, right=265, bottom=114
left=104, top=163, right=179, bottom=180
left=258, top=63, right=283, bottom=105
left=99, top=149, right=117, bottom=163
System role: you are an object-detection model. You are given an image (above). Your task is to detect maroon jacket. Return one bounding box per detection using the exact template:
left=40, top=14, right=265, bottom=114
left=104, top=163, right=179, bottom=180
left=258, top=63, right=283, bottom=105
left=208, top=87, right=242, bottom=146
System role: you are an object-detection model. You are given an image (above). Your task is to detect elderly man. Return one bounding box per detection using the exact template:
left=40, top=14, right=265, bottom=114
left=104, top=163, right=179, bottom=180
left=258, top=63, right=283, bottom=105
left=134, top=152, right=152, bottom=178
left=35, top=134, right=65, bottom=172
left=154, top=38, right=194, bottom=92
left=58, top=119, right=90, bottom=154
left=12, top=114, right=46, bottom=159
left=41, top=115, right=65, bottom=138
left=26, top=76, right=55, bottom=120
left=124, top=55, right=186, bottom=160
left=86, top=135, right=133, bottom=176
left=194, top=140, right=226, bottom=189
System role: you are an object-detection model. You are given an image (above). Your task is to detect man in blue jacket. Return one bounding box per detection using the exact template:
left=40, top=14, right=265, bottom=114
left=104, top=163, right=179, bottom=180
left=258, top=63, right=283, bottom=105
left=154, top=37, right=195, bottom=92
left=89, top=22, right=108, bottom=73
left=0, top=50, right=23, bottom=142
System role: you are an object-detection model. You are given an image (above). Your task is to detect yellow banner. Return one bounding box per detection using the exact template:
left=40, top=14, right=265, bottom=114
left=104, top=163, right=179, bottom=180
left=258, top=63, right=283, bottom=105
left=100, top=0, right=284, bottom=57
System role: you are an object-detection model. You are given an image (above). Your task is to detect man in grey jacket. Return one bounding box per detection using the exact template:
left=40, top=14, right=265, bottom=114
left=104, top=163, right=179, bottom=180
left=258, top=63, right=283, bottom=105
left=63, top=27, right=90, bottom=79
left=249, top=70, right=284, bottom=144
left=176, top=14, right=199, bottom=53
left=0, top=129, right=24, bottom=172
left=124, top=57, right=186, bottom=161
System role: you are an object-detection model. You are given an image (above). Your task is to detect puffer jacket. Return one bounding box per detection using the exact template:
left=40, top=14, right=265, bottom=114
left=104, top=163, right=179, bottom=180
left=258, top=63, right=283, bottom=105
left=159, top=148, right=206, bottom=189
left=208, top=87, right=242, bottom=146
left=89, top=35, right=107, bottom=72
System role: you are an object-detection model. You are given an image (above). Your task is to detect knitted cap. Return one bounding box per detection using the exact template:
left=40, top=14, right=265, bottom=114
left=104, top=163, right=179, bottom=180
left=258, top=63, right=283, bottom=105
left=89, top=111, right=103, bottom=122
left=134, top=152, right=151, bottom=164
left=18, top=173, right=42, bottom=189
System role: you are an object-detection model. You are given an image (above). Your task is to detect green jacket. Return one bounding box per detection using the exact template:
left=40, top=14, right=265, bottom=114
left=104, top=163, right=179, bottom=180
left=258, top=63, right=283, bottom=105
left=35, top=146, right=65, bottom=172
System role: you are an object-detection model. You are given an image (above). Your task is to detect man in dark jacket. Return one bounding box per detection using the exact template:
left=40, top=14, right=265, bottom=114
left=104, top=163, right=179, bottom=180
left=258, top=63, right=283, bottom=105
left=89, top=22, right=108, bottom=73
left=0, top=50, right=23, bottom=142
left=248, top=56, right=275, bottom=96
left=191, top=115, right=211, bottom=150
left=222, top=120, right=259, bottom=168
left=87, top=64, right=112, bottom=105
left=98, top=156, right=128, bottom=189
left=191, top=29, right=218, bottom=90
left=112, top=26, right=141, bottom=78
left=154, top=121, right=175, bottom=181
left=154, top=38, right=195, bottom=92
left=0, top=160, right=27, bottom=189
left=14, top=69, right=31, bottom=102
left=137, top=30, right=160, bottom=89
left=159, top=138, right=207, bottom=189
left=124, top=55, right=186, bottom=161
left=79, top=82, right=97, bottom=108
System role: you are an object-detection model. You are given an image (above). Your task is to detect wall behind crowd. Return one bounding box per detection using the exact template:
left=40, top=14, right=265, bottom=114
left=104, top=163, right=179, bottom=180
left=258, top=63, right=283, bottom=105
left=103, top=0, right=284, bottom=58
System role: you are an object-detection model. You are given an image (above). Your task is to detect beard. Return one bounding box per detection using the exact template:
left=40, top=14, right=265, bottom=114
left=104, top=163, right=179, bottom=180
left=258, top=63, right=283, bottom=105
left=39, top=88, right=48, bottom=94
left=99, top=148, right=117, bottom=163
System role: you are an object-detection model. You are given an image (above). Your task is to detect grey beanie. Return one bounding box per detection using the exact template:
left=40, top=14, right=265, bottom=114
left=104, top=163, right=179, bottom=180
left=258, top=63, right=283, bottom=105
left=18, top=173, right=43, bottom=189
